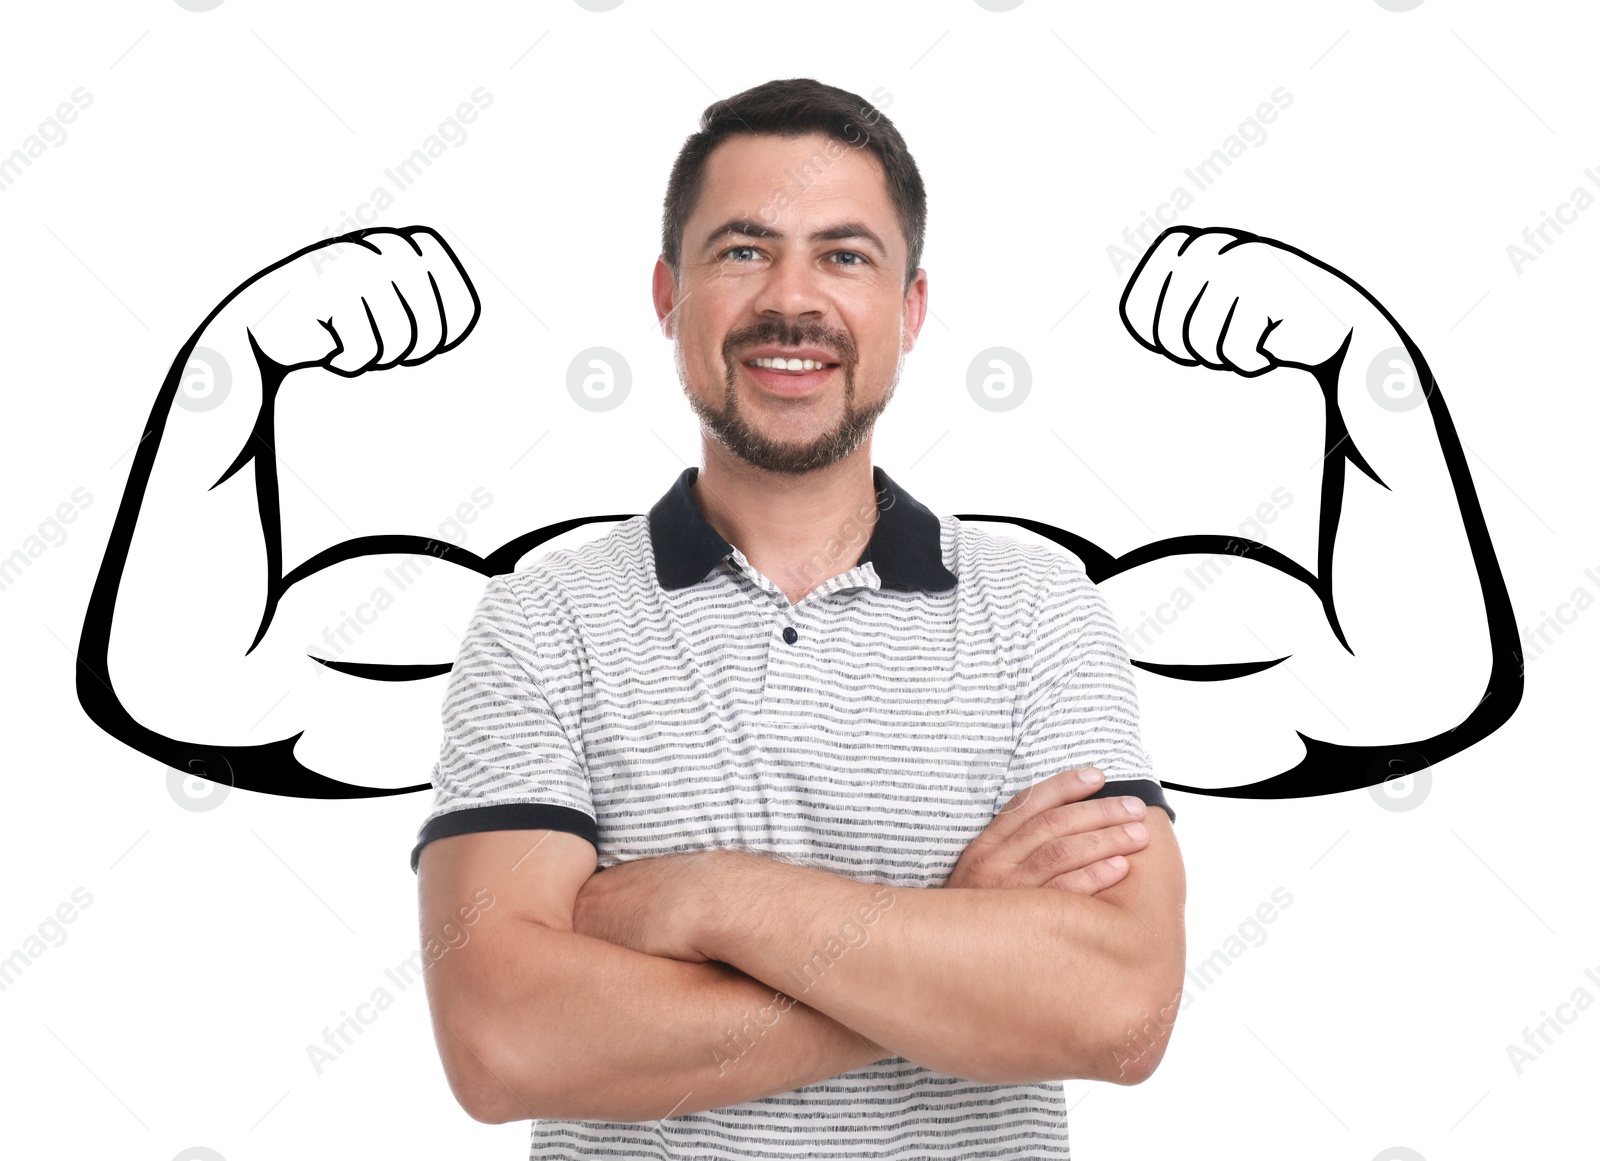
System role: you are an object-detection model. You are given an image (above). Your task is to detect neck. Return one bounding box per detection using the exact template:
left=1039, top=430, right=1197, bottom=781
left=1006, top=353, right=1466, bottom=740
left=691, top=440, right=881, bottom=602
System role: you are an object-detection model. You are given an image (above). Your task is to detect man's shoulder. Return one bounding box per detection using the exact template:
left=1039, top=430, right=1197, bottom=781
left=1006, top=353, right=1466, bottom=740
left=493, top=514, right=652, bottom=608
left=945, top=515, right=1089, bottom=590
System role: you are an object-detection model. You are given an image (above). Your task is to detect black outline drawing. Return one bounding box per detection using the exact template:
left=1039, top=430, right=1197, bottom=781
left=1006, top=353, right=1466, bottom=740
left=75, top=224, right=1521, bottom=803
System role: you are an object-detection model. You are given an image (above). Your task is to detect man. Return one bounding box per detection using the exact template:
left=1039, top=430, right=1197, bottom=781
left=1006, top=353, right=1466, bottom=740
left=413, top=78, right=1185, bottom=1158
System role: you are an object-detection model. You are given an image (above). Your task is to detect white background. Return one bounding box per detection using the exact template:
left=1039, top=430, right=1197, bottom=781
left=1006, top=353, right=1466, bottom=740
left=1, top=1, right=1594, bottom=1158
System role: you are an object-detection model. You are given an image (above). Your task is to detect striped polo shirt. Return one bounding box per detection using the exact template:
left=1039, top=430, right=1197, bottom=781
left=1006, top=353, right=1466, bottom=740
left=413, top=463, right=1175, bottom=1160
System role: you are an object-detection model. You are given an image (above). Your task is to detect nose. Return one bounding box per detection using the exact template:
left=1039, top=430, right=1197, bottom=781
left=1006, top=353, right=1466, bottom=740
left=749, top=248, right=829, bottom=325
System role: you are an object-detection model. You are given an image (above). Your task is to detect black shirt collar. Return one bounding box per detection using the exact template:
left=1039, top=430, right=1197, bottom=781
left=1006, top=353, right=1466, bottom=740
left=649, top=465, right=958, bottom=593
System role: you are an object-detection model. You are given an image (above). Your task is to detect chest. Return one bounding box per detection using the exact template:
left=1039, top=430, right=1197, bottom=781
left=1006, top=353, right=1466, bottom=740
left=576, top=584, right=1029, bottom=887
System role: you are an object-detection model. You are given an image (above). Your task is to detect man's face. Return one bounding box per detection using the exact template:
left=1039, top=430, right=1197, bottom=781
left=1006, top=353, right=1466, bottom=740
left=653, top=131, right=927, bottom=475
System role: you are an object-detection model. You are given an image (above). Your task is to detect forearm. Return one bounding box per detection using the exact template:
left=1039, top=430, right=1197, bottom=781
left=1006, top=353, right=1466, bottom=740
left=95, top=303, right=297, bottom=723
left=1313, top=300, right=1498, bottom=669
left=1327, top=299, right=1459, bottom=498
left=689, top=851, right=1142, bottom=1085
left=471, top=919, right=886, bottom=1123
left=151, top=296, right=278, bottom=495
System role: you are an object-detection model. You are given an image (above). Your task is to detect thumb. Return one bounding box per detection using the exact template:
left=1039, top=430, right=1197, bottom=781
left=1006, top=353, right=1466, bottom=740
left=1256, top=311, right=1352, bottom=373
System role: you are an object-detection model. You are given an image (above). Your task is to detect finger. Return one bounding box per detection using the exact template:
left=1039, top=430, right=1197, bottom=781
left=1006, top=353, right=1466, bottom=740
left=1152, top=232, right=1230, bottom=365
left=393, top=266, right=446, bottom=360
left=989, top=767, right=1108, bottom=843
left=1044, top=855, right=1129, bottom=896
left=361, top=279, right=421, bottom=369
left=1177, top=281, right=1235, bottom=370
left=1218, top=301, right=1274, bottom=375
left=1152, top=274, right=1204, bottom=367
left=362, top=229, right=444, bottom=360
left=1014, top=818, right=1148, bottom=886
left=1118, top=227, right=1192, bottom=351
left=324, top=298, right=383, bottom=376
left=1018, top=792, right=1149, bottom=849
left=406, top=226, right=480, bottom=351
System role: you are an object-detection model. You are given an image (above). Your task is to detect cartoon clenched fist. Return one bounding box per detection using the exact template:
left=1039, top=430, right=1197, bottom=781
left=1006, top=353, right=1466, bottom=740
left=1119, top=226, right=1364, bottom=376
left=246, top=225, right=481, bottom=376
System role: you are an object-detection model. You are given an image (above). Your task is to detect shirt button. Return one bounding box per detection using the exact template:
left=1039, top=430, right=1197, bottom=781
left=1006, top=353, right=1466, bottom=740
left=782, top=625, right=799, bottom=644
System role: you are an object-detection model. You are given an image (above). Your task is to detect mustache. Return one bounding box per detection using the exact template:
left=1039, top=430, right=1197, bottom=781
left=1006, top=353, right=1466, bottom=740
left=722, top=326, right=857, bottom=365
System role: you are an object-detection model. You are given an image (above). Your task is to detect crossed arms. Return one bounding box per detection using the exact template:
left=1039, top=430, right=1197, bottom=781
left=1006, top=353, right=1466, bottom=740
left=418, top=801, right=1184, bottom=1125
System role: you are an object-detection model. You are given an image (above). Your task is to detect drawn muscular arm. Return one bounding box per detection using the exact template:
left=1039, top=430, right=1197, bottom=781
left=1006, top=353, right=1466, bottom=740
left=76, top=226, right=499, bottom=796
left=976, top=227, right=1521, bottom=796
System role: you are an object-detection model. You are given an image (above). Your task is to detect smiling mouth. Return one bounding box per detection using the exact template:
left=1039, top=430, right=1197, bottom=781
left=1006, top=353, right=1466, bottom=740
left=739, top=358, right=841, bottom=396
left=742, top=357, right=841, bottom=374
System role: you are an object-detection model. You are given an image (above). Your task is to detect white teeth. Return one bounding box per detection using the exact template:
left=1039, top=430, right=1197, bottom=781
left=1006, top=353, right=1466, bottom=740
left=749, top=357, right=833, bottom=371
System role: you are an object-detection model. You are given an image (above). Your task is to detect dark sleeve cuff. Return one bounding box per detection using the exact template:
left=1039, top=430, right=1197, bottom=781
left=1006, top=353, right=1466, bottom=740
left=410, top=802, right=598, bottom=873
left=1084, top=777, right=1176, bottom=824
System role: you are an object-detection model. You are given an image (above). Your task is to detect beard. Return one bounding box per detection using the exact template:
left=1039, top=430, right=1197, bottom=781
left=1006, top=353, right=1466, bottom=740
left=680, top=323, right=899, bottom=475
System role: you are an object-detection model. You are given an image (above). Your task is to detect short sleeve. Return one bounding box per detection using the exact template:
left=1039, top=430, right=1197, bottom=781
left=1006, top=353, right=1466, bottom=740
left=1006, top=557, right=1176, bottom=824
left=410, top=573, right=597, bottom=873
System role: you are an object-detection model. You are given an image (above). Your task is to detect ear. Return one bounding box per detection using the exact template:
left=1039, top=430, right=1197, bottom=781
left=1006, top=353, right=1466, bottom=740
left=652, top=256, right=679, bottom=339
left=902, top=267, right=928, bottom=355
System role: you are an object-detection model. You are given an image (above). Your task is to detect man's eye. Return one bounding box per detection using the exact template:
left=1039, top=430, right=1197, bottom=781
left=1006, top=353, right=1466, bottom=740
left=718, top=247, right=868, bottom=267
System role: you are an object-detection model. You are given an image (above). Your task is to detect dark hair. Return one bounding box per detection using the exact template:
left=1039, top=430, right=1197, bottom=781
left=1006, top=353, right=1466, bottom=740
left=660, top=77, right=926, bottom=292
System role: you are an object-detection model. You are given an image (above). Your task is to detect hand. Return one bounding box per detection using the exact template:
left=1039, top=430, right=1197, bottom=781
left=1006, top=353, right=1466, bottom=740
left=240, top=225, right=480, bottom=375
left=945, top=767, right=1151, bottom=893
left=1120, top=226, right=1360, bottom=376
left=571, top=852, right=714, bottom=963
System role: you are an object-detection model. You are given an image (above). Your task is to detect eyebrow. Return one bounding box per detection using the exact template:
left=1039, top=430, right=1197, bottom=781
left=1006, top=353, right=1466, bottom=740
left=702, top=218, right=889, bottom=260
